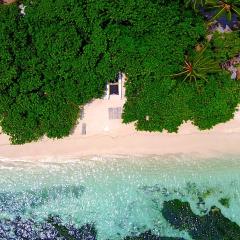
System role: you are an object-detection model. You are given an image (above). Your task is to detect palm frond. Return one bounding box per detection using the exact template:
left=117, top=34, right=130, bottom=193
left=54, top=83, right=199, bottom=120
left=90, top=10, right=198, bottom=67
left=211, top=7, right=227, bottom=20
left=206, top=0, right=240, bottom=22
left=170, top=45, right=220, bottom=85
left=232, top=5, right=240, bottom=16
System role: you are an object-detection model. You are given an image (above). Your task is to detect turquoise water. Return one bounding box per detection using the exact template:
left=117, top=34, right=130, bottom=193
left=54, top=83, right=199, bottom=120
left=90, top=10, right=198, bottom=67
left=0, top=154, right=240, bottom=239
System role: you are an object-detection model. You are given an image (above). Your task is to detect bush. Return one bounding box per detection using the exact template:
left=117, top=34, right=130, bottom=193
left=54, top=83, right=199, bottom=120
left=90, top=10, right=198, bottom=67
left=122, top=2, right=240, bottom=133
left=210, top=31, right=240, bottom=63
left=0, top=0, right=111, bottom=143
left=190, top=73, right=240, bottom=129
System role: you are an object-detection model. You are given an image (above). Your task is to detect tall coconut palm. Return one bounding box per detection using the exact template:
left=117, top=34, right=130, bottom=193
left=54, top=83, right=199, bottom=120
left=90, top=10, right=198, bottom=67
left=171, top=45, right=221, bottom=84
left=206, top=0, right=240, bottom=21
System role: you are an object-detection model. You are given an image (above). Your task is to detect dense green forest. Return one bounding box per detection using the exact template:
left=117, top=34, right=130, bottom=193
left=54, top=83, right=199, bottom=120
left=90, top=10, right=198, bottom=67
left=0, top=0, right=240, bottom=144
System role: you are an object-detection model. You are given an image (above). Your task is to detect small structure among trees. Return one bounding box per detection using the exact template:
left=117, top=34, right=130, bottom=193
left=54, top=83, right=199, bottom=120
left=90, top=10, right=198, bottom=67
left=104, top=72, right=124, bottom=100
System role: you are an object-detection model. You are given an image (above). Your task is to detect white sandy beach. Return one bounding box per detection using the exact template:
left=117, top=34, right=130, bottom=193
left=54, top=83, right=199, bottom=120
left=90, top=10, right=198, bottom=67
left=1, top=83, right=240, bottom=160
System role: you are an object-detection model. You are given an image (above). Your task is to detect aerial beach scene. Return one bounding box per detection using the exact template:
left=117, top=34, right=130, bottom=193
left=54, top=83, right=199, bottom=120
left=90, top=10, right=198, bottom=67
left=1, top=0, right=240, bottom=239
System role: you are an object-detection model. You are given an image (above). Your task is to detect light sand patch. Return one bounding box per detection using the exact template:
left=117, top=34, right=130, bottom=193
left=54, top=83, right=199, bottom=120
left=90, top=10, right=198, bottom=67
left=1, top=76, right=240, bottom=159
left=2, top=0, right=16, bottom=4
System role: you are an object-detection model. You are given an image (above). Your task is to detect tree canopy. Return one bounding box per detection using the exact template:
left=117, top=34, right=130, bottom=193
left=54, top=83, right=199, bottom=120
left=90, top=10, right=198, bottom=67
left=0, top=0, right=239, bottom=144
left=0, top=0, right=111, bottom=143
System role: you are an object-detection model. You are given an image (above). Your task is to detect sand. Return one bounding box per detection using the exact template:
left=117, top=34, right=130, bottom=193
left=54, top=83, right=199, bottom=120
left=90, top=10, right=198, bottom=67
left=1, top=82, right=240, bottom=160
left=2, top=0, right=16, bottom=4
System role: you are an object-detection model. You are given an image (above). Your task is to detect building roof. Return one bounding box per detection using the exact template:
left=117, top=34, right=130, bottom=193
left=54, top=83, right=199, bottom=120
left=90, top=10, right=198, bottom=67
left=110, top=84, right=119, bottom=95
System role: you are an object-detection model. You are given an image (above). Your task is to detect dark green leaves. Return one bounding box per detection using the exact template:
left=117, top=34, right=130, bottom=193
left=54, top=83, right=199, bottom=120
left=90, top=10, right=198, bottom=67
left=0, top=0, right=105, bottom=144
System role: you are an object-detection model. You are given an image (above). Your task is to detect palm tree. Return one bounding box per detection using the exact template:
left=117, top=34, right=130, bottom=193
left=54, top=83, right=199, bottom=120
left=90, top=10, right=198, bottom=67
left=171, top=45, right=221, bottom=84
left=206, top=0, right=240, bottom=21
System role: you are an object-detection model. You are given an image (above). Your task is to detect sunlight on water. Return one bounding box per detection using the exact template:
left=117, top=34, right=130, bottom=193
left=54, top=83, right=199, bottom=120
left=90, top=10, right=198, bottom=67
left=0, top=154, right=240, bottom=239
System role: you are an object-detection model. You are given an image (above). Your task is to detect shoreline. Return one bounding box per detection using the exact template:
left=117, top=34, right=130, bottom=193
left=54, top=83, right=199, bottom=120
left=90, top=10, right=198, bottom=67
left=1, top=120, right=240, bottom=160
left=1, top=85, right=240, bottom=161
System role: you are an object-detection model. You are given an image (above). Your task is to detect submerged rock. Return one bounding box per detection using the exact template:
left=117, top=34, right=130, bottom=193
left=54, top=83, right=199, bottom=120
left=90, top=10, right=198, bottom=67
left=0, top=216, right=97, bottom=240
left=162, top=199, right=240, bottom=239
left=124, top=230, right=185, bottom=240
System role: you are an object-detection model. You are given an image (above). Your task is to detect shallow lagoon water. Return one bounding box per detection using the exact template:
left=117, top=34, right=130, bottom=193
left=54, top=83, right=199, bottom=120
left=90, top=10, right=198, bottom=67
left=0, top=154, right=240, bottom=239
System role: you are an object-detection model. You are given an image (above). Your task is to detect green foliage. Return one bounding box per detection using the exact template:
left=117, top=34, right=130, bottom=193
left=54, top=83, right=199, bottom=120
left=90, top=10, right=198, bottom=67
left=210, top=31, right=240, bottom=63
left=122, top=12, right=240, bottom=133
left=205, top=0, right=240, bottom=22
left=122, top=1, right=208, bottom=132
left=190, top=73, right=240, bottom=129
left=184, top=0, right=206, bottom=11
left=0, top=0, right=207, bottom=143
left=171, top=45, right=221, bottom=84
left=124, top=67, right=240, bottom=133
left=0, top=0, right=111, bottom=144
left=185, top=0, right=240, bottom=22
left=124, top=77, right=193, bottom=133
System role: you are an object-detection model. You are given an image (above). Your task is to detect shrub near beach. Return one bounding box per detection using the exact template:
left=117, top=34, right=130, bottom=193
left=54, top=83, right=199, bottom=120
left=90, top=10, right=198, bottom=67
left=0, top=0, right=110, bottom=143
left=122, top=3, right=240, bottom=132
left=0, top=0, right=240, bottom=143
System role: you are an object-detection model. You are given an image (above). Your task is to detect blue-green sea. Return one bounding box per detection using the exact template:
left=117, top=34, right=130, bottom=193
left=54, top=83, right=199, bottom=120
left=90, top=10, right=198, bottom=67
left=0, top=154, right=240, bottom=239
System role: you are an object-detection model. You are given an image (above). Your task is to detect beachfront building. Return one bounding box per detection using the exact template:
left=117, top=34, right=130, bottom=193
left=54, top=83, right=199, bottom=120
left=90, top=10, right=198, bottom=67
left=79, top=72, right=126, bottom=135
left=104, top=72, right=124, bottom=100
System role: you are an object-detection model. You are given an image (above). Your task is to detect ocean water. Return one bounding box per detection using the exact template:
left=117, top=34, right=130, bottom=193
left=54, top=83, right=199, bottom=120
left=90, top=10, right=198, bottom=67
left=0, top=154, right=240, bottom=239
